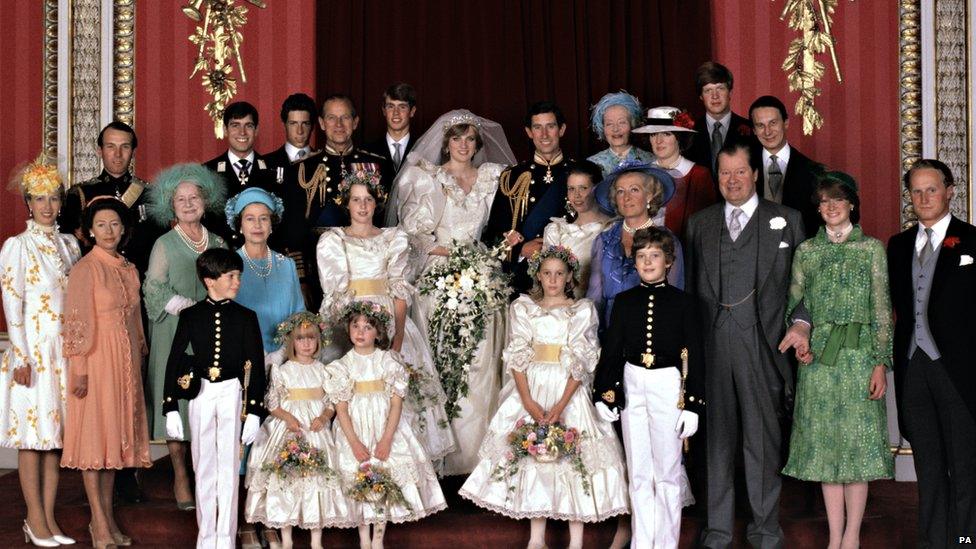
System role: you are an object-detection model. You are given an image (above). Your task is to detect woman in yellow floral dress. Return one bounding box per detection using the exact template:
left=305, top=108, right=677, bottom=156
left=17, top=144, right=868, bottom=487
left=0, top=160, right=81, bottom=546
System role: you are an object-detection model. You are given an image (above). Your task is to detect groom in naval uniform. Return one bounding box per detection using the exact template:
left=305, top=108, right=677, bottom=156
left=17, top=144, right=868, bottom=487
left=482, top=100, right=598, bottom=295
left=685, top=142, right=810, bottom=548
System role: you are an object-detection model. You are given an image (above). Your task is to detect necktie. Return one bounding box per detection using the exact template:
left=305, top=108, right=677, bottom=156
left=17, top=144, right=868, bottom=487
left=918, top=227, right=934, bottom=265
left=392, top=142, right=402, bottom=169
left=237, top=159, right=250, bottom=185
left=711, top=121, right=724, bottom=172
left=729, top=207, right=744, bottom=241
left=296, top=149, right=307, bottom=160
left=767, top=154, right=783, bottom=200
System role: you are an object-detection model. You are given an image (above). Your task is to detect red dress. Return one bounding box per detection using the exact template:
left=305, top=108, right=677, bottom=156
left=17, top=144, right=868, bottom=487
left=663, top=160, right=719, bottom=240
left=61, top=246, right=151, bottom=470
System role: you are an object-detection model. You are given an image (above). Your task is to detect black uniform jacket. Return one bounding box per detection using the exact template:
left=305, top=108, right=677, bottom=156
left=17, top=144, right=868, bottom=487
left=162, top=297, right=267, bottom=418
left=592, top=281, right=705, bottom=415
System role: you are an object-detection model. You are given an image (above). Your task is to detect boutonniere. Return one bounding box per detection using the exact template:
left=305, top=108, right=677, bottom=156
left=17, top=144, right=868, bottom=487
left=960, top=254, right=973, bottom=266
left=738, top=124, right=752, bottom=137
left=944, top=236, right=961, bottom=249
left=769, top=217, right=787, bottom=230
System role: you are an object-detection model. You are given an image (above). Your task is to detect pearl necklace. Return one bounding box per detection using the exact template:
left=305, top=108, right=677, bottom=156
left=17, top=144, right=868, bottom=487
left=242, top=247, right=273, bottom=278
left=175, top=224, right=208, bottom=253
left=622, top=217, right=654, bottom=235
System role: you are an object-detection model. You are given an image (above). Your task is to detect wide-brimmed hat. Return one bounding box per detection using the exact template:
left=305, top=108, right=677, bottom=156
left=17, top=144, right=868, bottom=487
left=632, top=106, right=697, bottom=135
left=595, top=161, right=676, bottom=215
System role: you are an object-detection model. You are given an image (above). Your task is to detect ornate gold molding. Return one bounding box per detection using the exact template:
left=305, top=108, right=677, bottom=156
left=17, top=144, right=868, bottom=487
left=113, top=0, right=135, bottom=126
left=899, top=0, right=921, bottom=228
left=42, top=0, right=59, bottom=162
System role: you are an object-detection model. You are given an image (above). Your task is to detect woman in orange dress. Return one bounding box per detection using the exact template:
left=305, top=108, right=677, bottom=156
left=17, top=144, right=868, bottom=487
left=61, top=197, right=151, bottom=549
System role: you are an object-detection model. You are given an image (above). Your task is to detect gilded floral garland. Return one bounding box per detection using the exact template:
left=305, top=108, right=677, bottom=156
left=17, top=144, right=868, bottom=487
left=777, top=0, right=852, bottom=135
left=182, top=0, right=267, bottom=138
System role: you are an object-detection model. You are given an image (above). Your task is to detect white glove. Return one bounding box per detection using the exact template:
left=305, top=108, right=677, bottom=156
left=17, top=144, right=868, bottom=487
left=165, top=411, right=184, bottom=440
left=164, top=295, right=196, bottom=316
left=241, top=414, right=261, bottom=445
left=595, top=402, right=620, bottom=423
left=675, top=410, right=699, bottom=439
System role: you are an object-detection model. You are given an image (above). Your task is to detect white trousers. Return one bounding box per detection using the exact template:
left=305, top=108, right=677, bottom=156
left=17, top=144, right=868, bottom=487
left=621, top=364, right=683, bottom=549
left=188, top=379, right=242, bottom=549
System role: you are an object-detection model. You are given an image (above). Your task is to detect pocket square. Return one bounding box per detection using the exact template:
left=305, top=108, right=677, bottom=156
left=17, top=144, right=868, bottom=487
left=961, top=254, right=973, bottom=266
left=779, top=241, right=790, bottom=249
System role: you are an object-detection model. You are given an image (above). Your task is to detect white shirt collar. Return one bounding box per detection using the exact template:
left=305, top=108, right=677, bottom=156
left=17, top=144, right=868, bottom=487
left=654, top=156, right=695, bottom=177
left=915, top=212, right=952, bottom=252
left=762, top=143, right=791, bottom=170
left=706, top=111, right=732, bottom=135
left=386, top=133, right=409, bottom=147
left=725, top=192, right=760, bottom=222
left=284, top=142, right=310, bottom=162
left=227, top=150, right=255, bottom=172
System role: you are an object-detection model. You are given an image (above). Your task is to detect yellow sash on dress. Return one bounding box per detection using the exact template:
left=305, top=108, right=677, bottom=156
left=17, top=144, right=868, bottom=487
left=286, top=387, right=325, bottom=401
left=348, top=278, right=388, bottom=297
left=533, top=343, right=563, bottom=363
left=353, top=379, right=386, bottom=394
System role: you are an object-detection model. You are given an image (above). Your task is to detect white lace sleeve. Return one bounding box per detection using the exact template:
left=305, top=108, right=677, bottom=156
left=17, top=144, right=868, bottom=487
left=323, top=359, right=354, bottom=403
left=561, top=299, right=600, bottom=383
left=316, top=229, right=351, bottom=317
left=501, top=298, right=535, bottom=373
left=383, top=351, right=410, bottom=399
left=386, top=229, right=416, bottom=303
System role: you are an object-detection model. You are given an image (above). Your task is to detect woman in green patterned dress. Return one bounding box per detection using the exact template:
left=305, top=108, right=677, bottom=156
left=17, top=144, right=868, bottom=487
left=781, top=171, right=893, bottom=549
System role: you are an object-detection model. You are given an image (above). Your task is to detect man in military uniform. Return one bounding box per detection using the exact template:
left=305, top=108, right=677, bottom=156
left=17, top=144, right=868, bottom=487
left=59, top=121, right=160, bottom=273
left=482, top=101, right=598, bottom=294
left=281, top=94, right=393, bottom=310
left=264, top=92, right=319, bottom=192
left=203, top=101, right=276, bottom=245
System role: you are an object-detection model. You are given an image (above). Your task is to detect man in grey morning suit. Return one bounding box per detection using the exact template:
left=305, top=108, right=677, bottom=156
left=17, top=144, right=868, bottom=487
left=685, top=142, right=810, bottom=548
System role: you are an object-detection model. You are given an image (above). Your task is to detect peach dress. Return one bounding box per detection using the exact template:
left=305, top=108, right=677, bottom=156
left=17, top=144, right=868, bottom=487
left=60, top=246, right=151, bottom=470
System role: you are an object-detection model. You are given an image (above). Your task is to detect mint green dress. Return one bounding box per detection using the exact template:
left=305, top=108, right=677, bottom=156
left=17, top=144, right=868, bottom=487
left=782, top=226, right=894, bottom=482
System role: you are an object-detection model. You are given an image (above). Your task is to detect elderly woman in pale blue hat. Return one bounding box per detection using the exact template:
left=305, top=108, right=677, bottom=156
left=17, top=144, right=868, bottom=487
left=587, top=91, right=654, bottom=178
left=587, top=161, right=684, bottom=329
left=225, top=187, right=305, bottom=355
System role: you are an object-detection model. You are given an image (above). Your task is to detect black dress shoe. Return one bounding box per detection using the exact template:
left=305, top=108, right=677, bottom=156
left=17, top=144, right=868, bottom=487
left=114, top=468, right=143, bottom=504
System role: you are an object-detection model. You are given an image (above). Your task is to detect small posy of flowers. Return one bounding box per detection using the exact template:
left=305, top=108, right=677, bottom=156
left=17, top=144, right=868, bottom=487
left=347, top=461, right=411, bottom=515
left=260, top=432, right=335, bottom=481
left=944, top=236, right=960, bottom=249
left=491, top=418, right=591, bottom=497
left=417, top=241, right=510, bottom=420
left=769, top=216, right=787, bottom=230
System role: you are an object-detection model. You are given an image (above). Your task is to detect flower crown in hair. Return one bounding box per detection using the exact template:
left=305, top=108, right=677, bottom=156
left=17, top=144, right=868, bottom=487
left=338, top=300, right=392, bottom=333
left=20, top=159, right=62, bottom=197
left=442, top=112, right=483, bottom=133
left=528, top=245, right=581, bottom=283
left=274, top=311, right=330, bottom=347
left=337, top=169, right=387, bottom=204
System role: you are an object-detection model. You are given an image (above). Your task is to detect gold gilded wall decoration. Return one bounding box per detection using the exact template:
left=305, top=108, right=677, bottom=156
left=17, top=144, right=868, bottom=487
left=182, top=0, right=267, bottom=139
left=777, top=0, right=852, bottom=135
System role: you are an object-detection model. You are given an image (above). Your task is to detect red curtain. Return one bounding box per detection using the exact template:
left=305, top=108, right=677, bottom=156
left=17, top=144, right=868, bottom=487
left=315, top=0, right=713, bottom=160
left=710, top=1, right=901, bottom=243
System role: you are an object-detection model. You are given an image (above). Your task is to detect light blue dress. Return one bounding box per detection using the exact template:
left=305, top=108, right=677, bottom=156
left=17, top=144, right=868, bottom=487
left=234, top=247, right=305, bottom=353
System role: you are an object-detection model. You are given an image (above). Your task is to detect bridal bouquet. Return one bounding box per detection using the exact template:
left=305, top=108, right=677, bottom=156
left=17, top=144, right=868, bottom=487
left=491, top=419, right=591, bottom=496
left=417, top=241, right=510, bottom=420
left=260, top=432, right=335, bottom=481
left=347, top=461, right=411, bottom=514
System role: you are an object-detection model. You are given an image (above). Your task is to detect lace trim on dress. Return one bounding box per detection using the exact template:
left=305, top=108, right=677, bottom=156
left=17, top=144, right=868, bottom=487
left=502, top=340, right=534, bottom=373
left=458, top=490, right=628, bottom=524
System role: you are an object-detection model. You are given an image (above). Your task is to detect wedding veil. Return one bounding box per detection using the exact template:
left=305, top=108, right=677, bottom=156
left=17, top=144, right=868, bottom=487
left=385, top=109, right=517, bottom=226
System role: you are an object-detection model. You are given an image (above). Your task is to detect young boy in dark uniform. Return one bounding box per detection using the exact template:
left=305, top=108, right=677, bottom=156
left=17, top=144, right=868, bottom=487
left=162, top=248, right=267, bottom=549
left=592, top=227, right=704, bottom=548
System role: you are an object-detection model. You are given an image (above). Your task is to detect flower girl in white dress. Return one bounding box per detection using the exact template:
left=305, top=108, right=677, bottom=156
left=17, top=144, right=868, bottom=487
left=244, top=312, right=350, bottom=549
left=459, top=246, right=629, bottom=549
left=326, top=302, right=446, bottom=549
